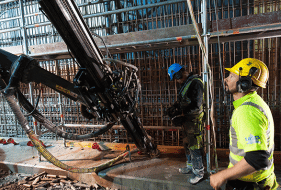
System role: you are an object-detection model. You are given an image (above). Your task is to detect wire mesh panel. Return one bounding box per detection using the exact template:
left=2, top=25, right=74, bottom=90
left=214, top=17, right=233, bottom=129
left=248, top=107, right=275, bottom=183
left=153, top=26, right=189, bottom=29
left=0, top=0, right=190, bottom=48
left=2, top=0, right=257, bottom=48
left=0, top=0, right=281, bottom=151
left=0, top=1, right=22, bottom=47
left=210, top=37, right=281, bottom=150
left=1, top=0, right=277, bottom=48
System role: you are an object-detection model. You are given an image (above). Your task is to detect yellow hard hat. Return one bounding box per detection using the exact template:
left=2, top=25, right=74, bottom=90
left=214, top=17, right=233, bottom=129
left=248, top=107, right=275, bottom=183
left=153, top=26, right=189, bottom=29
left=225, top=58, right=269, bottom=88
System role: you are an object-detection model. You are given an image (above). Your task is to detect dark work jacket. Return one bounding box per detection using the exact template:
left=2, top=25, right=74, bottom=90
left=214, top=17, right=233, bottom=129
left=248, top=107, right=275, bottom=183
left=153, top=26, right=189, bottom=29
left=178, top=72, right=204, bottom=116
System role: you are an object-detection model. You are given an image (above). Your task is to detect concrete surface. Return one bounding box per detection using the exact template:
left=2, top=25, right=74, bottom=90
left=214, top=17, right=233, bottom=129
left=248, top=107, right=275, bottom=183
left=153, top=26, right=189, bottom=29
left=0, top=137, right=280, bottom=190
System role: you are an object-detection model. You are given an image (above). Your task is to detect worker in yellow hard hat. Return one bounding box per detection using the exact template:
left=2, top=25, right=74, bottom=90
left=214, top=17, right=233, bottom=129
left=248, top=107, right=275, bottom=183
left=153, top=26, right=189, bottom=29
left=210, top=58, right=279, bottom=190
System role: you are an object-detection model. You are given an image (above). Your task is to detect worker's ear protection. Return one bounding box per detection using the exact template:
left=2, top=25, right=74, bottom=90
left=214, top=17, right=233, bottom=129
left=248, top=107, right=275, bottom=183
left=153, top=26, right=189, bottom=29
left=174, top=69, right=183, bottom=80
left=237, top=67, right=258, bottom=93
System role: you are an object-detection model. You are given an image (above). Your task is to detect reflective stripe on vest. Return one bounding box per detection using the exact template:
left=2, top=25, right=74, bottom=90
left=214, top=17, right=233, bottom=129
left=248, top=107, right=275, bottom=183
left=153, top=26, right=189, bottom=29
left=180, top=77, right=203, bottom=98
left=180, top=78, right=204, bottom=110
left=229, top=102, right=273, bottom=170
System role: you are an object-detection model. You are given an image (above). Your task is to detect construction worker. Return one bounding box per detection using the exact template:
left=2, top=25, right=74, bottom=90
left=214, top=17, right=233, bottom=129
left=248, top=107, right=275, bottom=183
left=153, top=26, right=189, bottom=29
left=167, top=63, right=205, bottom=184
left=210, top=58, right=279, bottom=190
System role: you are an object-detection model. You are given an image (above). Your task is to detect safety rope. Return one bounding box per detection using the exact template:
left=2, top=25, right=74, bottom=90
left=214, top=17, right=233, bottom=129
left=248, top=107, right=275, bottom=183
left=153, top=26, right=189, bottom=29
left=213, top=0, right=227, bottom=104
left=186, top=0, right=219, bottom=172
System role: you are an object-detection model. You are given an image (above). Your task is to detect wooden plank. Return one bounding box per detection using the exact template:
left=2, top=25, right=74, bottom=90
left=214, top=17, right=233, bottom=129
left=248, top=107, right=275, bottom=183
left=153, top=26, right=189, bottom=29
left=100, top=24, right=199, bottom=45
left=65, top=141, right=185, bottom=154
left=212, top=10, right=281, bottom=32
left=1, top=24, right=199, bottom=58
left=1, top=45, right=24, bottom=55
left=3, top=16, right=281, bottom=59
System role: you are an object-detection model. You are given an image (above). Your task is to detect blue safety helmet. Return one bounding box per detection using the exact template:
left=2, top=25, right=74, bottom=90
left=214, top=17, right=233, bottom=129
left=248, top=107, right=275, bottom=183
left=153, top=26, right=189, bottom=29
left=168, top=63, right=183, bottom=81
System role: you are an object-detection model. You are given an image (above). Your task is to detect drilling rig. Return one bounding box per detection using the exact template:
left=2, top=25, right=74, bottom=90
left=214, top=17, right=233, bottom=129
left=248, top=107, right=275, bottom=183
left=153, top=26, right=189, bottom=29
left=0, top=0, right=159, bottom=172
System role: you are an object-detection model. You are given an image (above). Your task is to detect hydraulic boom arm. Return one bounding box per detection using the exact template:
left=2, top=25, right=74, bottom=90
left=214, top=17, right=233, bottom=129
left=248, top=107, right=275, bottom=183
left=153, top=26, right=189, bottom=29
left=0, top=0, right=159, bottom=157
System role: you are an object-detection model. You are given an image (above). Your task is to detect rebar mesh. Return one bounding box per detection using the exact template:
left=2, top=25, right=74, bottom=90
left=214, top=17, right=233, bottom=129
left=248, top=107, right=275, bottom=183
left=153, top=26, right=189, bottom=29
left=0, top=0, right=281, bottom=150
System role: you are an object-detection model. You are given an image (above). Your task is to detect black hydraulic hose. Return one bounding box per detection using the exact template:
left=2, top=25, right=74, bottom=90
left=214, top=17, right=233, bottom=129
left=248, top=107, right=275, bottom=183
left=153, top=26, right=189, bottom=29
left=23, top=89, right=41, bottom=117
left=2, top=51, right=113, bottom=140
left=16, top=88, right=114, bottom=140
left=3, top=87, right=138, bottom=173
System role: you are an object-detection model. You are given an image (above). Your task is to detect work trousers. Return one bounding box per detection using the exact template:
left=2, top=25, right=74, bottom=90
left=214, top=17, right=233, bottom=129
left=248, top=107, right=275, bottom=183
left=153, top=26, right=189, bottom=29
left=225, top=173, right=279, bottom=190
left=182, top=113, right=204, bottom=175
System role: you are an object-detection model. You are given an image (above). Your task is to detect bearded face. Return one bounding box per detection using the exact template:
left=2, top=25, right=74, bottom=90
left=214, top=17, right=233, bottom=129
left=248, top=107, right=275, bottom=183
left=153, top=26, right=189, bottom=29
left=224, top=72, right=240, bottom=94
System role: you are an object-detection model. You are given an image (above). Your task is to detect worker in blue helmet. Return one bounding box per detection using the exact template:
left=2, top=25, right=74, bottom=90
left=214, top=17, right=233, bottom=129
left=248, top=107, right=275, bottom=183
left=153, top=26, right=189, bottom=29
left=168, top=63, right=183, bottom=81
left=167, top=63, right=205, bottom=185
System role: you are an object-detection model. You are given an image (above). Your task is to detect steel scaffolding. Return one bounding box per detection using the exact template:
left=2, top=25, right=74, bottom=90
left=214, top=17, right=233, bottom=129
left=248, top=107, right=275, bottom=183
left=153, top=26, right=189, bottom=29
left=0, top=1, right=281, bottom=157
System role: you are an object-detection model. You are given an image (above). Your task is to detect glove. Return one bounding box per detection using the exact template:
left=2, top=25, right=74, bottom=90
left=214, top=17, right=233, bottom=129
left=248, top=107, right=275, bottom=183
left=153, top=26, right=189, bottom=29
left=180, top=98, right=191, bottom=110
left=166, top=106, right=181, bottom=118
left=166, top=106, right=175, bottom=117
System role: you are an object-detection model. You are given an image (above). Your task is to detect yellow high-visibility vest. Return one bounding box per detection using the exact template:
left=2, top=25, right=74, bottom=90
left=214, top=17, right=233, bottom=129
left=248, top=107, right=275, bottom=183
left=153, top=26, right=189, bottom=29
left=228, top=91, right=275, bottom=182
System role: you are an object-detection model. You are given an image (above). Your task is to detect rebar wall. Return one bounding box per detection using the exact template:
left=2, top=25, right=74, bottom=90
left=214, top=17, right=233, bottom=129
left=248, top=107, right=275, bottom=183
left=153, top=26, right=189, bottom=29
left=0, top=0, right=281, bottom=150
